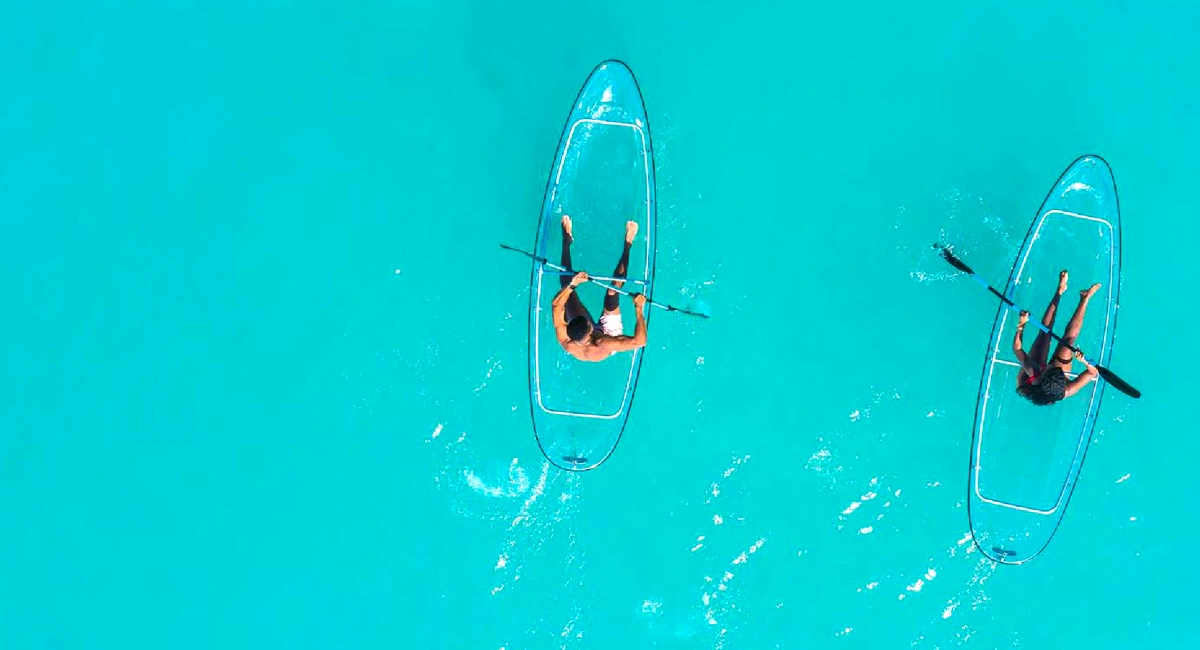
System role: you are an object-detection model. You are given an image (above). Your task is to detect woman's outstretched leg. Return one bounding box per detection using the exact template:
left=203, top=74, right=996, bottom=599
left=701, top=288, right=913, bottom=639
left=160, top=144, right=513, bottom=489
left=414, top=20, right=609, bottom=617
left=1030, top=270, right=1068, bottom=366
left=1052, top=283, right=1102, bottom=364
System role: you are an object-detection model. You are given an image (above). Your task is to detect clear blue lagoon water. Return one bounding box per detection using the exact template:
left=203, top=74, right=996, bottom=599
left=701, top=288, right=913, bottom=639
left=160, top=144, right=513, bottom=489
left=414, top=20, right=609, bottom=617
left=2, top=1, right=1196, bottom=648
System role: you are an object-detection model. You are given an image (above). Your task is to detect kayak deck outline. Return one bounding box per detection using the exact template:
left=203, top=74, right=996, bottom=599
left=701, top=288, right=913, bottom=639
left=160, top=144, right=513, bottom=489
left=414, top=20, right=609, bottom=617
left=531, top=117, right=652, bottom=421
left=974, top=208, right=1117, bottom=516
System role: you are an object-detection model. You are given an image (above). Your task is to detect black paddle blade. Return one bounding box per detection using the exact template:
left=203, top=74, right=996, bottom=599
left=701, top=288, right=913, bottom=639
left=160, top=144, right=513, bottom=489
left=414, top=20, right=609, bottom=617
left=1097, top=366, right=1141, bottom=399
left=934, top=243, right=975, bottom=275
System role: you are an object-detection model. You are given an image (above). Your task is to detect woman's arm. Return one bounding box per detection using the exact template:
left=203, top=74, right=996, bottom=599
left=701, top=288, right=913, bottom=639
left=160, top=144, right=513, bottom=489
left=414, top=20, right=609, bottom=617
left=1012, top=310, right=1029, bottom=366
left=1064, top=349, right=1100, bottom=398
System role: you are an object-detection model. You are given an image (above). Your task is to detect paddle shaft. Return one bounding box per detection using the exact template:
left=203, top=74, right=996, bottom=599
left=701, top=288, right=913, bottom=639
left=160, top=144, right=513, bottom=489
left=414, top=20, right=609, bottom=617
left=545, top=260, right=643, bottom=300
left=937, top=244, right=1139, bottom=399
left=500, top=244, right=708, bottom=317
left=960, top=272, right=1099, bottom=364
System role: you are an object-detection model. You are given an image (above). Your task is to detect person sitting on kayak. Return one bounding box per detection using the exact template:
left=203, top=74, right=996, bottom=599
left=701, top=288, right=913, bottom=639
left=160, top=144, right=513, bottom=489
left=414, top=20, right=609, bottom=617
left=551, top=215, right=648, bottom=362
left=1013, top=270, right=1102, bottom=405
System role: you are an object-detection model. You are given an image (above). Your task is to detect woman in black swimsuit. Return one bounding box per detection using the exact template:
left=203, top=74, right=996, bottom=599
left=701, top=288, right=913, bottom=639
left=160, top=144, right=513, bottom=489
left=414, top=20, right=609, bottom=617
left=1013, top=270, right=1102, bottom=405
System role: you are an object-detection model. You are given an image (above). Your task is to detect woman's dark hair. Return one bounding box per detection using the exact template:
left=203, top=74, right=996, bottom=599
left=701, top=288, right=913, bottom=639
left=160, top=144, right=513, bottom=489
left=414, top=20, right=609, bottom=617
left=1018, top=367, right=1068, bottom=405
left=566, top=316, right=592, bottom=342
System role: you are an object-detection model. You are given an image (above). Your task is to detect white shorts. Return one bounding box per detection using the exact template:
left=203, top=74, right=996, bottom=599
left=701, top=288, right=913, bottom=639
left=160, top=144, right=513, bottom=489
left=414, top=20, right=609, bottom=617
left=597, top=312, right=623, bottom=337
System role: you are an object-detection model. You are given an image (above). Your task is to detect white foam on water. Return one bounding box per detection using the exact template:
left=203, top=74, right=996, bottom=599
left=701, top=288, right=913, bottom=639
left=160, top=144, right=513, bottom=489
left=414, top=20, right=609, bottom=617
left=684, top=459, right=772, bottom=650
left=731, top=538, right=766, bottom=565
left=905, top=545, right=998, bottom=645
left=705, top=455, right=751, bottom=506
left=806, top=398, right=1001, bottom=647
left=723, top=455, right=750, bottom=478
left=804, top=441, right=846, bottom=486
left=464, top=459, right=530, bottom=499
left=473, top=354, right=503, bottom=393
left=395, top=302, right=594, bottom=647
left=941, top=602, right=957, bottom=619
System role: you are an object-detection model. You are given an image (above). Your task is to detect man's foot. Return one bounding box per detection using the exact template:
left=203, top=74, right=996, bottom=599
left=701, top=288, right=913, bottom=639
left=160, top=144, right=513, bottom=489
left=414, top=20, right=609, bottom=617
left=1081, top=283, right=1101, bottom=300
left=562, top=215, right=573, bottom=244
left=625, top=220, right=638, bottom=244
left=1057, top=270, right=1069, bottom=295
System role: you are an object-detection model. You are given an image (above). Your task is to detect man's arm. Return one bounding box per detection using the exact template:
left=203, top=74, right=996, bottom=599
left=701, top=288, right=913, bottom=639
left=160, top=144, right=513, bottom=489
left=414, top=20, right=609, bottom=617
left=552, top=272, right=588, bottom=346
left=1064, top=350, right=1099, bottom=398
left=598, top=294, right=648, bottom=354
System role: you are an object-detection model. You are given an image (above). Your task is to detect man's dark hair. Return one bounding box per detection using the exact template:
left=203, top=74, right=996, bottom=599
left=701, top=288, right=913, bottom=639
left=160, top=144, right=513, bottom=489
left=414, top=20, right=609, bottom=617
left=566, top=316, right=592, bottom=342
left=1018, top=367, right=1068, bottom=405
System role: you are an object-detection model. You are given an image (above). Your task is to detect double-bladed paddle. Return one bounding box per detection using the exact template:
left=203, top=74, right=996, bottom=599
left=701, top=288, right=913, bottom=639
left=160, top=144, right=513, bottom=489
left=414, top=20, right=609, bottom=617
left=935, top=243, right=1140, bottom=399
left=500, top=244, right=710, bottom=319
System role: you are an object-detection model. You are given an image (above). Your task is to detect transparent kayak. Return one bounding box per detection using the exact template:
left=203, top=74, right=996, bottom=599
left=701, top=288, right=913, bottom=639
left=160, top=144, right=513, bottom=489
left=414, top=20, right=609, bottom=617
left=969, top=155, right=1122, bottom=564
left=527, top=61, right=656, bottom=471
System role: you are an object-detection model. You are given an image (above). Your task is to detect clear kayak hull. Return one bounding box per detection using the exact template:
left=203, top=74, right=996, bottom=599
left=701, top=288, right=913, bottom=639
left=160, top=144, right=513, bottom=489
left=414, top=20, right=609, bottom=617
left=527, top=61, right=656, bottom=471
left=968, top=155, right=1122, bottom=564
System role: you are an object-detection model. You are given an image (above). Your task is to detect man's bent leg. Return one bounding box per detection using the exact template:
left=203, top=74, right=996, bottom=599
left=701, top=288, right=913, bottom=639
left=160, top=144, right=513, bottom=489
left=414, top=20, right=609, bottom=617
left=560, top=215, right=588, bottom=321
left=602, top=221, right=636, bottom=314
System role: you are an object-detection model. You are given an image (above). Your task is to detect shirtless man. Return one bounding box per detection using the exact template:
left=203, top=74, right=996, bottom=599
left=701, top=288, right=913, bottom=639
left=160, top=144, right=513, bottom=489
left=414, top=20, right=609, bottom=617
left=1013, top=269, right=1102, bottom=405
left=551, top=215, right=648, bottom=362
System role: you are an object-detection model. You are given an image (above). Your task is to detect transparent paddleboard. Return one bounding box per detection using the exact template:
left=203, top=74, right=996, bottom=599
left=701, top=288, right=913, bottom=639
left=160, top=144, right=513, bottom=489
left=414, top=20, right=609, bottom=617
left=969, top=155, right=1121, bottom=564
left=527, top=61, right=656, bottom=471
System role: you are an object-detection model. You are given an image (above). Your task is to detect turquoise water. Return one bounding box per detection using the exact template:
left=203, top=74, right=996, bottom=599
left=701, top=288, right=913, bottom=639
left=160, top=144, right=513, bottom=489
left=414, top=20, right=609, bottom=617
left=2, top=1, right=1195, bottom=648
